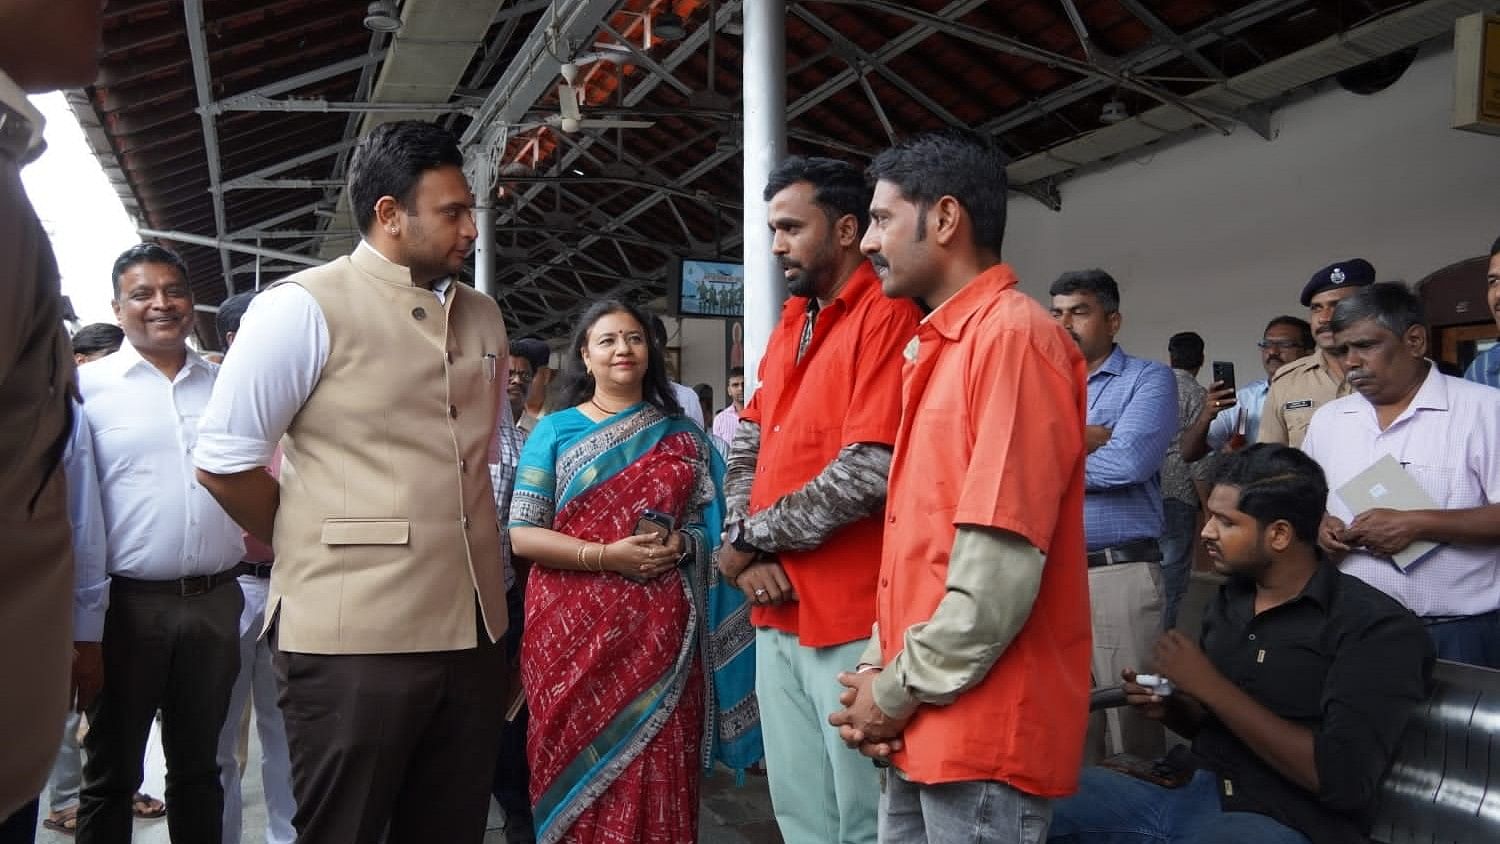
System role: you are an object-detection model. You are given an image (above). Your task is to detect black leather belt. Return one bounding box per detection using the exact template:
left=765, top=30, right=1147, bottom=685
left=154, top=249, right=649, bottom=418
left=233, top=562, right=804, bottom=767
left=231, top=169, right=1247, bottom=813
left=112, top=570, right=239, bottom=597
left=1087, top=538, right=1162, bottom=568
left=235, top=562, right=274, bottom=579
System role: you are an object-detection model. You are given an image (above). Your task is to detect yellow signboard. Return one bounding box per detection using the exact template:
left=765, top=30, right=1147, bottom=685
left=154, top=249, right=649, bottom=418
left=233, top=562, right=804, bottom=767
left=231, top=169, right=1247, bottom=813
left=1455, top=12, right=1500, bottom=136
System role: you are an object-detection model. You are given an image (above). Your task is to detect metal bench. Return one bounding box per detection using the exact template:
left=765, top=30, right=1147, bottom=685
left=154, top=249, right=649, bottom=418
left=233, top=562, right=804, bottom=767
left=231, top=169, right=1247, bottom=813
left=1090, top=660, right=1500, bottom=843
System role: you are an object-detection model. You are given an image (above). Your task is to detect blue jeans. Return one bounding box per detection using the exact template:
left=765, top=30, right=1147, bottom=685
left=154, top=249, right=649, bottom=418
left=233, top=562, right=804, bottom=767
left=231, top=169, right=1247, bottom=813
left=1158, top=499, right=1198, bottom=631
left=881, top=774, right=1050, bottom=844
left=1425, top=610, right=1500, bottom=669
left=1048, top=768, right=1310, bottom=844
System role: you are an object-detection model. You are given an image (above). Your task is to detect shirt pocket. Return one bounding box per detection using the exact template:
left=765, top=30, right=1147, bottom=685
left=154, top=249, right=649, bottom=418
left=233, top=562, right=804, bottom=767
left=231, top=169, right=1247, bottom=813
left=1402, top=462, right=1458, bottom=508
left=1244, top=635, right=1332, bottom=720
left=92, top=425, right=156, bottom=486
left=321, top=518, right=410, bottom=545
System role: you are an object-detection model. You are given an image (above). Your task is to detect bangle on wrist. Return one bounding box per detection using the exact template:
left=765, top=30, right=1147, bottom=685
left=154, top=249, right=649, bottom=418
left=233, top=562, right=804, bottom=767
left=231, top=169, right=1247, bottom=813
left=595, top=543, right=607, bottom=572
left=855, top=663, right=882, bottom=674
left=575, top=544, right=587, bottom=567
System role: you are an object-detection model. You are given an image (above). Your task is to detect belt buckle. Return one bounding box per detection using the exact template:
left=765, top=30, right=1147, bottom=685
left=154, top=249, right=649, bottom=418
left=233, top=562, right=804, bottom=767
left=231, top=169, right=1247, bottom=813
left=179, top=575, right=211, bottom=597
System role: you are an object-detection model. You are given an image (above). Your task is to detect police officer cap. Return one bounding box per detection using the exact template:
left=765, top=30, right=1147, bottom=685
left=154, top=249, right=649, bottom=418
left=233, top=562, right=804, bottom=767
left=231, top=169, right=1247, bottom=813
left=1300, top=258, right=1375, bottom=306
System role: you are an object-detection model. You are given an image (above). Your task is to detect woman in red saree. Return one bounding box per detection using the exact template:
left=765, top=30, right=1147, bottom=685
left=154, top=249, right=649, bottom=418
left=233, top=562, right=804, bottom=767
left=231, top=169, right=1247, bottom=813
left=509, top=301, right=728, bottom=844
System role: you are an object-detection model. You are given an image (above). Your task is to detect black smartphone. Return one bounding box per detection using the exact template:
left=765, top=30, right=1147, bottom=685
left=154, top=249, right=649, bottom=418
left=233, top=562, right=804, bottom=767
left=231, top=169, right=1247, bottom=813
left=1211, top=361, right=1235, bottom=392
left=634, top=509, right=675, bottom=543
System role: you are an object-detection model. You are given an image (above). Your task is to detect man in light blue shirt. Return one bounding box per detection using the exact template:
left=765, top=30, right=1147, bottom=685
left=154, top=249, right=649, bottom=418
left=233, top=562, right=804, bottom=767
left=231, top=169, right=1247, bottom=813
left=1462, top=236, right=1500, bottom=389
left=1050, top=269, right=1176, bottom=762
left=1197, top=316, right=1314, bottom=451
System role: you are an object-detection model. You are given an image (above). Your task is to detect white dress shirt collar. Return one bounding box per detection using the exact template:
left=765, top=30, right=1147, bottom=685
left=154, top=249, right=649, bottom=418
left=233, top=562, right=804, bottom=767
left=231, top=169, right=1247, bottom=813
left=1339, top=362, right=1445, bottom=428
left=103, top=337, right=213, bottom=382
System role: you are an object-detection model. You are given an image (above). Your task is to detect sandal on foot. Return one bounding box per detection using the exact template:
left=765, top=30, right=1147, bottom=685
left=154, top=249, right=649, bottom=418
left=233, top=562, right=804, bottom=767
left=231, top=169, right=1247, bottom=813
left=131, top=792, right=166, bottom=819
left=43, top=806, right=79, bottom=834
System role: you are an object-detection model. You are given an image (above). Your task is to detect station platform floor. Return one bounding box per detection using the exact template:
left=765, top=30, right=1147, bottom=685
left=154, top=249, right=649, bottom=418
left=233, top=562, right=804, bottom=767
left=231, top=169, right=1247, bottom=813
left=33, top=719, right=783, bottom=843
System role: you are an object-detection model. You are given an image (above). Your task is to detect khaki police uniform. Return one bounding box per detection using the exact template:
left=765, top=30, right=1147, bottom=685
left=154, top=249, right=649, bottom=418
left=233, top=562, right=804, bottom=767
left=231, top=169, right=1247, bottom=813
left=1256, top=349, right=1352, bottom=448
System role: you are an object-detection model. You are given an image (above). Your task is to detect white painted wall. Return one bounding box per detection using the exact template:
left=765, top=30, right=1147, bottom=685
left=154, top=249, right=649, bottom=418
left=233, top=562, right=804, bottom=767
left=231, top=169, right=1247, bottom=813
left=1003, top=43, right=1500, bottom=381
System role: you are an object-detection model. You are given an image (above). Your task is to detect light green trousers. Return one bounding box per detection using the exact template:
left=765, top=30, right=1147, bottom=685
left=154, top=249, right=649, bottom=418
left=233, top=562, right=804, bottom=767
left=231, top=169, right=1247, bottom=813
left=755, top=627, right=880, bottom=844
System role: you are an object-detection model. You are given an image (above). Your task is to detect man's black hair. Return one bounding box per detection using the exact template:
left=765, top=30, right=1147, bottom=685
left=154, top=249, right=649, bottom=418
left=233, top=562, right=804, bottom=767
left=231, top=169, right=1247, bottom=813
left=1328, top=282, right=1424, bottom=337
left=1490, top=235, right=1499, bottom=257
left=865, top=128, right=1009, bottom=256
left=1209, top=443, right=1328, bottom=545
left=346, top=121, right=464, bottom=235
left=1168, top=331, right=1205, bottom=371
left=510, top=338, right=550, bottom=371
left=727, top=366, right=744, bottom=378
left=1049, top=269, right=1121, bottom=313
left=1264, top=315, right=1314, bottom=350
left=215, top=290, right=258, bottom=347
left=70, top=322, right=123, bottom=358
left=763, top=156, right=872, bottom=235
left=561, top=300, right=683, bottom=417
left=111, top=243, right=188, bottom=298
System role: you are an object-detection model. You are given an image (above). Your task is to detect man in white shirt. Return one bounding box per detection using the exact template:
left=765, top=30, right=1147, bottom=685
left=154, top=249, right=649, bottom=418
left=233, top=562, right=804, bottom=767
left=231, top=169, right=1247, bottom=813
left=650, top=314, right=705, bottom=427
left=1303, top=283, right=1500, bottom=668
left=71, top=244, right=247, bottom=844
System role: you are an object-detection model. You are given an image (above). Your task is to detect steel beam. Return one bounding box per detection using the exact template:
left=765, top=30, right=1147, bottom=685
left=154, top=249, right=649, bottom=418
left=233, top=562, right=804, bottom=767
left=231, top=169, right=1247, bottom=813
left=219, top=140, right=357, bottom=190
left=183, top=0, right=234, bottom=295
left=201, top=52, right=388, bottom=116
left=139, top=228, right=326, bottom=267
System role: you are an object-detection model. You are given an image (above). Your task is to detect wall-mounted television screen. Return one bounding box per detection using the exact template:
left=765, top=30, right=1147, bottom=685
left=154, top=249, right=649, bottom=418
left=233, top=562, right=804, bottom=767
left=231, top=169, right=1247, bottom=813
left=671, top=258, right=743, bottom=318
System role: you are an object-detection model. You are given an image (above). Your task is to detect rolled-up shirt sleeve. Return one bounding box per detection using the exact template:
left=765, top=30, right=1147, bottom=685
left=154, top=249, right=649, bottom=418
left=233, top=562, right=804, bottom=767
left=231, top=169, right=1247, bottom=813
left=195, top=284, right=329, bottom=474
left=66, top=408, right=109, bottom=641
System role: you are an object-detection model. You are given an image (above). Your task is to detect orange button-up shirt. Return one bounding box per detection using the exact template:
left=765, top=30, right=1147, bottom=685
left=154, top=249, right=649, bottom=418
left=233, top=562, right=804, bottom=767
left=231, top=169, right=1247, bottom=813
left=878, top=264, right=1092, bottom=794
left=742, top=261, right=920, bottom=647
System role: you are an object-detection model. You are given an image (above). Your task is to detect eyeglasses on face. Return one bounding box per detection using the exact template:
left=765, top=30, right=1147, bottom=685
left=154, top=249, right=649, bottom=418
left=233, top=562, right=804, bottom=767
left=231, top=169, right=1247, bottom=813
left=1257, top=339, right=1305, bottom=350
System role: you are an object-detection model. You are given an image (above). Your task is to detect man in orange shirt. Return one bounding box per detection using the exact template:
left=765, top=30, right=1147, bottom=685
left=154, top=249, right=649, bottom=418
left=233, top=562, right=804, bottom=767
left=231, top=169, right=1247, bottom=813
left=718, top=156, right=920, bottom=844
left=830, top=129, right=1092, bottom=842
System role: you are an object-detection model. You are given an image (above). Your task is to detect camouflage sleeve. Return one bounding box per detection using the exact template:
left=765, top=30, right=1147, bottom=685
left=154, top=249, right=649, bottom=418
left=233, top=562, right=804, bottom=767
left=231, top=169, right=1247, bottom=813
left=741, top=443, right=892, bottom=553
left=722, top=419, right=761, bottom=524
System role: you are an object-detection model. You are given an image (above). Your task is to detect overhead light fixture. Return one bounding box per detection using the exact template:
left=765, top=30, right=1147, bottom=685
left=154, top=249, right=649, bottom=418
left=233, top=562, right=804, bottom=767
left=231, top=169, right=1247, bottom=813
left=363, top=0, right=402, bottom=33
left=1099, top=97, right=1128, bottom=124
left=652, top=11, right=687, bottom=41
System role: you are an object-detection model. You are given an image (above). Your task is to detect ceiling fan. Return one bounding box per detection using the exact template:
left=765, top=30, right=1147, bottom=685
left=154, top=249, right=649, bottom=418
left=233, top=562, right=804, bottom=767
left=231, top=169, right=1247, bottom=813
left=549, top=46, right=656, bottom=134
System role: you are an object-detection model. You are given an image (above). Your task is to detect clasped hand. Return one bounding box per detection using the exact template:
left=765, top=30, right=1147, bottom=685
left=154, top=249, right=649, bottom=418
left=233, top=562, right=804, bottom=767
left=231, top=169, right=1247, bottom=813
left=602, top=531, right=683, bottom=580
left=827, top=669, right=909, bottom=761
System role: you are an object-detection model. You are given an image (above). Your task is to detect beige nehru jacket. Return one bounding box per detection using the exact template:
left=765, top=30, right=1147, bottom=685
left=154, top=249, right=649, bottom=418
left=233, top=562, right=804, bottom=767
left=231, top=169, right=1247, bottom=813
left=270, top=247, right=508, bottom=654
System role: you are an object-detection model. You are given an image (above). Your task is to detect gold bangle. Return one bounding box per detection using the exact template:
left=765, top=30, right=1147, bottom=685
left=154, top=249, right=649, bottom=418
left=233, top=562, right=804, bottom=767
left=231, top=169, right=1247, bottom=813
left=595, top=544, right=607, bottom=572
left=575, top=544, right=586, bottom=567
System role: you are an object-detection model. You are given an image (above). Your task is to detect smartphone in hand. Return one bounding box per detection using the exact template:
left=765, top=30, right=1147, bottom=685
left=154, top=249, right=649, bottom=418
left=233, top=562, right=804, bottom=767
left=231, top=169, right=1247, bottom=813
left=634, top=509, right=675, bottom=543
left=1211, top=360, right=1236, bottom=393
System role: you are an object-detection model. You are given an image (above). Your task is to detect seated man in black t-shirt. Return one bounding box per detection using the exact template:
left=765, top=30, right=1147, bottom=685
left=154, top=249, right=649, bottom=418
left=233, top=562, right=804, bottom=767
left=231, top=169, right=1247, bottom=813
left=1050, top=444, right=1433, bottom=844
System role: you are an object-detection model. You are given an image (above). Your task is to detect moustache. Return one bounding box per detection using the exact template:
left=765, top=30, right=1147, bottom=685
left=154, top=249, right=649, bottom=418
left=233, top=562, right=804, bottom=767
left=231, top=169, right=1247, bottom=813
left=778, top=257, right=801, bottom=271
left=869, top=254, right=890, bottom=271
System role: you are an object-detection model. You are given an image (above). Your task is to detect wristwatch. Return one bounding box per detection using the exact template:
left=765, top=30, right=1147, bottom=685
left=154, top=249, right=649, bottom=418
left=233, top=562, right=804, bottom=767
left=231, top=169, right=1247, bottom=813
left=726, top=520, right=759, bottom=554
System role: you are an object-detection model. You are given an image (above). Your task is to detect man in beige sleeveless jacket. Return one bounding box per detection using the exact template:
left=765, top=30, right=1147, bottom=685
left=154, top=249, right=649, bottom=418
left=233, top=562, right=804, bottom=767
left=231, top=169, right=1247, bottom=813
left=196, top=121, right=510, bottom=844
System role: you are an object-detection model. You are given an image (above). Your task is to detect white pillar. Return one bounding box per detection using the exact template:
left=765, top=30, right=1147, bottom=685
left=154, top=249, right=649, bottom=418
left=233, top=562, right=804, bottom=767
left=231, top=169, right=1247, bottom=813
left=474, top=201, right=496, bottom=300
left=740, top=0, right=786, bottom=399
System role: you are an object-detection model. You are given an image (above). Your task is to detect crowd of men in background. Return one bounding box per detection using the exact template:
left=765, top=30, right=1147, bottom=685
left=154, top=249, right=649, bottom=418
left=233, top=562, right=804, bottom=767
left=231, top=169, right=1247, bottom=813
left=6, top=8, right=1500, bottom=843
